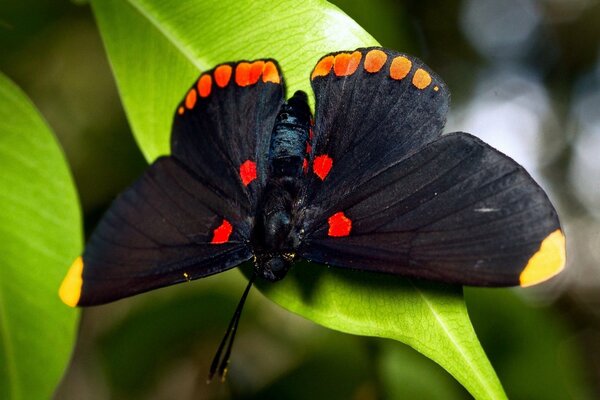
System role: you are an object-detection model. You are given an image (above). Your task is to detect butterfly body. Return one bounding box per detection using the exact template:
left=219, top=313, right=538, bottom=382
left=253, top=90, right=311, bottom=281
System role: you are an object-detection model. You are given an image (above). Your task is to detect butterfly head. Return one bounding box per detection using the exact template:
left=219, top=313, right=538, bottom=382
left=255, top=252, right=295, bottom=282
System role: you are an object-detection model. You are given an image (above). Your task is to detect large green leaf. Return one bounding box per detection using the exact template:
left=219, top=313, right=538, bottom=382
left=90, top=0, right=506, bottom=398
left=91, top=0, right=378, bottom=161
left=0, top=73, right=82, bottom=399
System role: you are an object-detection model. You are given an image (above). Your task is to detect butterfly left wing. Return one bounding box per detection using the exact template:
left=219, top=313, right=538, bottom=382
left=298, top=133, right=565, bottom=287
left=59, top=157, right=253, bottom=306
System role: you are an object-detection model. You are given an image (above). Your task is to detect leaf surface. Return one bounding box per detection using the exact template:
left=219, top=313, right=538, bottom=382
left=0, top=73, right=82, bottom=400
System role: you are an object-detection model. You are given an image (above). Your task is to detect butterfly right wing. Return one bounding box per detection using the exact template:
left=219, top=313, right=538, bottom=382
left=296, top=47, right=564, bottom=287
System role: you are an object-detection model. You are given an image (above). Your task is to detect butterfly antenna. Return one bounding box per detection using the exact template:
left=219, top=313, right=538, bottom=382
left=207, top=273, right=256, bottom=383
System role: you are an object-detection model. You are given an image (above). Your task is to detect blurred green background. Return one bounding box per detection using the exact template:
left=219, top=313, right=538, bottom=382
left=2, top=0, right=600, bottom=399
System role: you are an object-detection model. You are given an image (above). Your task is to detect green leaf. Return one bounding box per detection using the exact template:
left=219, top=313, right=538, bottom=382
left=0, top=73, right=82, bottom=399
left=255, top=263, right=504, bottom=399
left=90, top=0, right=506, bottom=398
left=91, top=0, right=378, bottom=161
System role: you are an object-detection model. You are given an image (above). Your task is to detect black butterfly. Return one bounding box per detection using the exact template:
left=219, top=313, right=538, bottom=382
left=60, top=47, right=565, bottom=380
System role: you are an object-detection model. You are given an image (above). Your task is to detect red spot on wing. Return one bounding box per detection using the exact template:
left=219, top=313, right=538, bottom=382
left=311, top=55, right=334, bottom=80
left=197, top=74, right=212, bottom=97
left=302, top=158, right=308, bottom=173
left=211, top=219, right=233, bottom=244
left=185, top=88, right=197, bottom=109
left=306, top=142, right=312, bottom=155
left=333, top=51, right=362, bottom=76
left=328, top=212, right=352, bottom=237
left=214, top=65, right=232, bottom=87
left=249, top=60, right=265, bottom=84
left=235, top=62, right=252, bottom=86
left=239, top=160, right=257, bottom=186
left=313, top=154, right=333, bottom=180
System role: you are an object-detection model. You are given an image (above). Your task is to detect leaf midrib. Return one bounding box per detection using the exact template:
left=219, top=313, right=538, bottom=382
left=413, top=281, right=500, bottom=400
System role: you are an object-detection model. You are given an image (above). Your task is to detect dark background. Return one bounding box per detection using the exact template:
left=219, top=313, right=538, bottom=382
left=2, top=0, right=600, bottom=398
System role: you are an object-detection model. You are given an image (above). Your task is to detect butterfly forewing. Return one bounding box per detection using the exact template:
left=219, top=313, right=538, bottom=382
left=303, top=48, right=449, bottom=207
left=172, top=59, right=285, bottom=209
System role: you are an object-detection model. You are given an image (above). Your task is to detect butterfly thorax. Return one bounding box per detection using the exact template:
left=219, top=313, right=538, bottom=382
left=252, top=91, right=312, bottom=281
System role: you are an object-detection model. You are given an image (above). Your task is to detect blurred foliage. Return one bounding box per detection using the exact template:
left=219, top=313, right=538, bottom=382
left=466, top=288, right=592, bottom=399
left=1, top=0, right=600, bottom=399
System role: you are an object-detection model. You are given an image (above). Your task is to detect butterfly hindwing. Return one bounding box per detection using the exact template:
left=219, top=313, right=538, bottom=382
left=69, top=157, right=253, bottom=306
left=172, top=59, right=285, bottom=210
left=299, top=132, right=564, bottom=286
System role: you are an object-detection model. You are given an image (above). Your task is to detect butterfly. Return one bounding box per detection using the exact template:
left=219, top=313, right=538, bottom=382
left=59, top=47, right=565, bottom=380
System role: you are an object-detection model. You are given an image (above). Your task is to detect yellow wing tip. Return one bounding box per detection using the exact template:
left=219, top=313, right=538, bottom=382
left=59, top=256, right=84, bottom=307
left=519, top=229, right=566, bottom=287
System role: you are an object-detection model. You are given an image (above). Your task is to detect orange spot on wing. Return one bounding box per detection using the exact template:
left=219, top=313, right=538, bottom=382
left=239, top=160, right=257, bottom=186
left=197, top=74, right=212, bottom=97
left=235, top=62, right=252, bottom=86
left=311, top=55, right=334, bottom=80
left=333, top=51, right=362, bottom=76
left=178, top=106, right=184, bottom=115
left=185, top=88, right=197, bottom=109
left=262, top=61, right=280, bottom=83
left=211, top=219, right=233, bottom=244
left=390, top=56, right=412, bottom=80
left=412, top=68, right=432, bottom=89
left=364, top=49, right=388, bottom=73
left=313, top=154, right=333, bottom=180
left=214, top=64, right=233, bottom=87
left=519, top=229, right=566, bottom=287
left=249, top=60, right=265, bottom=84
left=328, top=212, right=352, bottom=237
